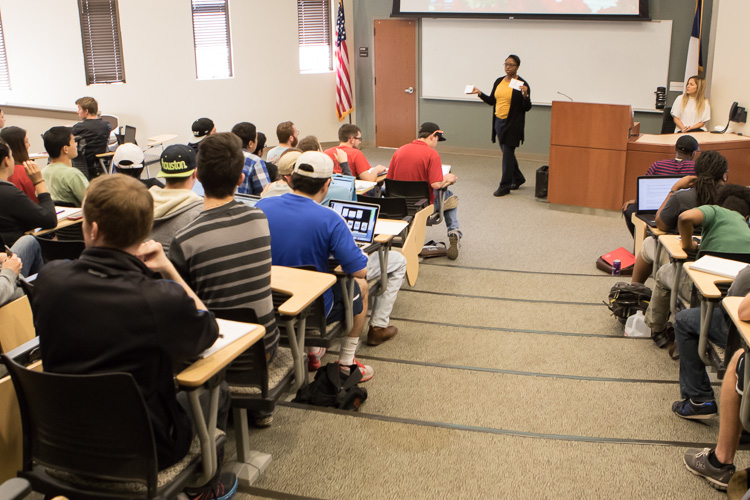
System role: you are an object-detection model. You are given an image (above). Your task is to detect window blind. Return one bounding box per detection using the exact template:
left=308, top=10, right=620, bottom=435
left=298, top=0, right=332, bottom=72
left=0, top=10, right=10, bottom=90
left=78, top=0, right=125, bottom=85
left=191, top=0, right=233, bottom=80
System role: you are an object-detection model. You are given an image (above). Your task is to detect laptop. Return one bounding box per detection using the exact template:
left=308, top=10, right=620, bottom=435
left=635, top=175, right=682, bottom=227
left=330, top=174, right=356, bottom=200
left=329, top=200, right=380, bottom=248
left=235, top=193, right=260, bottom=208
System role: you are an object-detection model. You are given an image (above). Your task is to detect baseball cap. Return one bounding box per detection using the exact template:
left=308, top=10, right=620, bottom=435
left=676, top=135, right=700, bottom=153
left=419, top=122, right=446, bottom=142
left=277, top=150, right=303, bottom=176
left=112, top=143, right=144, bottom=169
left=293, top=151, right=334, bottom=179
left=157, top=144, right=197, bottom=178
left=192, top=118, right=214, bottom=138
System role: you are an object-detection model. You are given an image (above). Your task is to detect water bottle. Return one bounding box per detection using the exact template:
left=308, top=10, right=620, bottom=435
left=624, top=311, right=650, bottom=337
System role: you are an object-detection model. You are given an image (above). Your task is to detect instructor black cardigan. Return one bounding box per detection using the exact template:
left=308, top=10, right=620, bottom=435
left=478, top=76, right=532, bottom=149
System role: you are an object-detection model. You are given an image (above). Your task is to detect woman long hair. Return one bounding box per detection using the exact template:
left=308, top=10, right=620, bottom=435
left=681, top=75, right=708, bottom=117
left=0, top=126, right=36, bottom=202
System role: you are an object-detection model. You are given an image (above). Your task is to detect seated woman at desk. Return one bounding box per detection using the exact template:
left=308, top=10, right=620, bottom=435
left=672, top=75, right=711, bottom=133
left=0, top=139, right=53, bottom=275
left=0, top=126, right=37, bottom=203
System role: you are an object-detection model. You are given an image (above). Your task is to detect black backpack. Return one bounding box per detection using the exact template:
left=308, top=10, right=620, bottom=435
left=605, top=282, right=652, bottom=324
left=293, top=363, right=367, bottom=411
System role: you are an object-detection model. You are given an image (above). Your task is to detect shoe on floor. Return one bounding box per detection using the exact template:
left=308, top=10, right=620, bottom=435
left=307, top=347, right=326, bottom=372
left=668, top=341, right=680, bottom=360
left=339, top=359, right=374, bottom=382
left=185, top=472, right=239, bottom=500
left=252, top=414, right=274, bottom=428
left=442, top=194, right=459, bottom=210
left=447, top=233, right=460, bottom=260
left=672, top=398, right=717, bottom=420
left=683, top=448, right=735, bottom=491
left=510, top=182, right=524, bottom=190
left=652, top=324, right=674, bottom=348
left=367, top=325, right=398, bottom=346
left=493, top=188, right=510, bottom=197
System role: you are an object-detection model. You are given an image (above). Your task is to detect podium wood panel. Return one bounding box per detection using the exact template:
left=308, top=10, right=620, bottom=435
left=550, top=101, right=633, bottom=151
left=548, top=146, right=626, bottom=210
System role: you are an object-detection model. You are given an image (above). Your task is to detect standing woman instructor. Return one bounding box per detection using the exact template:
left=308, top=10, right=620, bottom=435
left=471, top=54, right=531, bottom=197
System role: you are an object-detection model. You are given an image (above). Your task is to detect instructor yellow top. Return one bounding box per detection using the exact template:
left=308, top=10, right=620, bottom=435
left=493, top=79, right=512, bottom=119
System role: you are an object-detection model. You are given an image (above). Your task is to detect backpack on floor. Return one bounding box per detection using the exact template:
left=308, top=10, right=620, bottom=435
left=605, top=282, right=652, bottom=324
left=293, top=363, right=367, bottom=411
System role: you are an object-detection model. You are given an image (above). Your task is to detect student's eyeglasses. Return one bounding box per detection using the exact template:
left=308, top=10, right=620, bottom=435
left=353, top=136, right=363, bottom=141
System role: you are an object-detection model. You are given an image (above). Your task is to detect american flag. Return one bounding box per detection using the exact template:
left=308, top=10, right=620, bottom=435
left=684, top=0, right=703, bottom=83
left=335, top=0, right=353, bottom=120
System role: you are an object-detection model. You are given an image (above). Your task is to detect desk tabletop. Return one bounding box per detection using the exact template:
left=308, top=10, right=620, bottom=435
left=271, top=265, right=336, bottom=316
left=29, top=153, right=49, bottom=160
left=95, top=152, right=116, bottom=158
left=147, top=134, right=178, bottom=146
left=685, top=263, right=733, bottom=299
left=635, top=132, right=750, bottom=146
left=723, top=296, right=750, bottom=345
left=176, top=323, right=265, bottom=387
left=27, top=218, right=82, bottom=237
left=646, top=225, right=667, bottom=237
left=658, top=234, right=691, bottom=260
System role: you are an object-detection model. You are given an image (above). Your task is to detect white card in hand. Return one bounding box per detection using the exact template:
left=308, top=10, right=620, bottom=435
left=464, top=85, right=474, bottom=94
left=509, top=78, right=523, bottom=91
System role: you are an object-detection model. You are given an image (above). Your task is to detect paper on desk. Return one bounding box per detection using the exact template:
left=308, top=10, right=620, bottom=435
left=355, top=180, right=377, bottom=191
left=690, top=256, right=750, bottom=280
left=56, top=207, right=82, bottom=221
left=375, top=219, right=409, bottom=236
left=442, top=165, right=451, bottom=175
left=198, top=319, right=259, bottom=359
left=464, top=85, right=474, bottom=94
left=509, top=78, right=524, bottom=90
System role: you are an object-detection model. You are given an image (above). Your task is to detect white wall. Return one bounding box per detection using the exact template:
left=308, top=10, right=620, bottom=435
left=0, top=0, right=354, bottom=153
left=707, top=0, right=747, bottom=135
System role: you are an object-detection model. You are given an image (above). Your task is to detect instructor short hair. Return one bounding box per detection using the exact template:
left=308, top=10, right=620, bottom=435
left=507, top=54, right=521, bottom=66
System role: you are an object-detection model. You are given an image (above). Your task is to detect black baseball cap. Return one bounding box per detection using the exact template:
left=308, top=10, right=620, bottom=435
left=192, top=117, right=214, bottom=138
left=419, top=122, right=447, bottom=142
left=158, top=144, right=197, bottom=178
left=676, top=135, right=700, bottom=154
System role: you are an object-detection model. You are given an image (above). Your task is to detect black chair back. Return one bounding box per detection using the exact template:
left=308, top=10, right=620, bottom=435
left=210, top=308, right=269, bottom=392
left=358, top=194, right=409, bottom=220
left=660, top=106, right=674, bottom=134
left=1, top=353, right=159, bottom=495
left=384, top=178, right=431, bottom=217
left=34, top=235, right=85, bottom=263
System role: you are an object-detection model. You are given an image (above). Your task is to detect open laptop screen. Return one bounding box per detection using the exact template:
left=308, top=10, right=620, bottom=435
left=329, top=200, right=380, bottom=244
left=637, top=176, right=682, bottom=213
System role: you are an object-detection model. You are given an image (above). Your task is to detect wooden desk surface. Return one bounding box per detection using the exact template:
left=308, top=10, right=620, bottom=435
left=95, top=152, right=116, bottom=158
left=271, top=265, right=336, bottom=316
left=723, top=296, right=750, bottom=345
left=147, top=134, right=178, bottom=146
left=28, top=218, right=81, bottom=237
left=685, top=263, right=733, bottom=299
left=176, top=324, right=265, bottom=387
left=658, top=234, right=691, bottom=260
left=29, top=153, right=49, bottom=160
left=633, top=132, right=750, bottom=147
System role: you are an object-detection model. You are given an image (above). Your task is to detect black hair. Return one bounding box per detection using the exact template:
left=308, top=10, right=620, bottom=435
left=0, top=126, right=29, bottom=163
left=717, top=184, right=750, bottom=218
left=290, top=165, right=328, bottom=195
left=43, top=126, right=73, bottom=159
left=196, top=133, right=244, bottom=198
left=253, top=132, right=267, bottom=156
left=0, top=138, right=11, bottom=165
left=693, top=151, right=729, bottom=206
left=507, top=54, right=521, bottom=66
left=231, top=122, right=257, bottom=149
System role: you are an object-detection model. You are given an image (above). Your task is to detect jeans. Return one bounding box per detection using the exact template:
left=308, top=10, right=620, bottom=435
left=433, top=188, right=461, bottom=238
left=12, top=235, right=44, bottom=277
left=674, top=307, right=728, bottom=401
left=366, top=251, right=407, bottom=328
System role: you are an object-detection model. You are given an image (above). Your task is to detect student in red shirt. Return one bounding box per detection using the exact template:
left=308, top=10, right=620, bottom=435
left=388, top=122, right=462, bottom=259
left=0, top=126, right=38, bottom=203
left=324, top=124, right=387, bottom=181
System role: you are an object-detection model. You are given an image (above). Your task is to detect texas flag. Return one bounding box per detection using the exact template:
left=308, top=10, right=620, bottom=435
left=684, top=0, right=703, bottom=83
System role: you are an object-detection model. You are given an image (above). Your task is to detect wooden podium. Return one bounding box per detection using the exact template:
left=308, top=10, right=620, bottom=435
left=548, top=101, right=637, bottom=211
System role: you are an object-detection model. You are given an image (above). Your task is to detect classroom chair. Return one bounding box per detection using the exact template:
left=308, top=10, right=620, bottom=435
left=384, top=178, right=445, bottom=226
left=34, top=234, right=85, bottom=263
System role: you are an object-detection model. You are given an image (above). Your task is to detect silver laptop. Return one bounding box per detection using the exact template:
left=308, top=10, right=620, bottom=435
left=329, top=200, right=380, bottom=247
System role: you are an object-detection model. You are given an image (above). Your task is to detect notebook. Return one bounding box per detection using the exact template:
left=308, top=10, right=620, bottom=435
left=689, top=255, right=750, bottom=279
left=635, top=175, right=682, bottom=226
left=329, top=200, right=380, bottom=247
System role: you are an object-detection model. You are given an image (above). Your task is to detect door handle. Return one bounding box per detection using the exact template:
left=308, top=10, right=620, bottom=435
left=404, top=87, right=414, bottom=94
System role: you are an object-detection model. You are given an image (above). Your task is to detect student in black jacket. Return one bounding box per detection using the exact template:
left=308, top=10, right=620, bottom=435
left=471, top=54, right=532, bottom=197
left=0, top=139, right=57, bottom=245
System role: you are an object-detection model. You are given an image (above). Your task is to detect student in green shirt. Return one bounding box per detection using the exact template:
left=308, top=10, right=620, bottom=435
left=41, top=126, right=89, bottom=207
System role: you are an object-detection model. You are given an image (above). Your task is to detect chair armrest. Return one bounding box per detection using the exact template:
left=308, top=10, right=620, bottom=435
left=414, top=198, right=428, bottom=210
left=271, top=266, right=336, bottom=317
left=685, top=263, right=734, bottom=300
left=4, top=337, right=40, bottom=366
left=176, top=323, right=265, bottom=388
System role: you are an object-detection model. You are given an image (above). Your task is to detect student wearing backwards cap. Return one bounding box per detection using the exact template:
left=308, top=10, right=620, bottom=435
left=187, top=117, right=215, bottom=152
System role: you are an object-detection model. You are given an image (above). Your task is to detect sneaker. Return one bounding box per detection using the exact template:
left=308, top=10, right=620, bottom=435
left=185, top=472, right=239, bottom=500
left=672, top=399, right=717, bottom=420
left=447, top=233, right=460, bottom=260
left=683, top=448, right=735, bottom=490
left=308, top=347, right=326, bottom=372
left=493, top=188, right=510, bottom=197
left=339, top=359, right=374, bottom=382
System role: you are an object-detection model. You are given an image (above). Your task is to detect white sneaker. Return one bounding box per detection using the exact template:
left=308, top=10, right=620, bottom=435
left=339, top=359, right=374, bottom=382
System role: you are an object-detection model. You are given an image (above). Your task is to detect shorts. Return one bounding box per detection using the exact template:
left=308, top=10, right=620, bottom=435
left=327, top=279, right=363, bottom=325
left=737, top=352, right=746, bottom=396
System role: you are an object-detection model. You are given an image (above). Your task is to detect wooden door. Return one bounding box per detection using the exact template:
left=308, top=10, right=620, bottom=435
left=373, top=19, right=417, bottom=148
